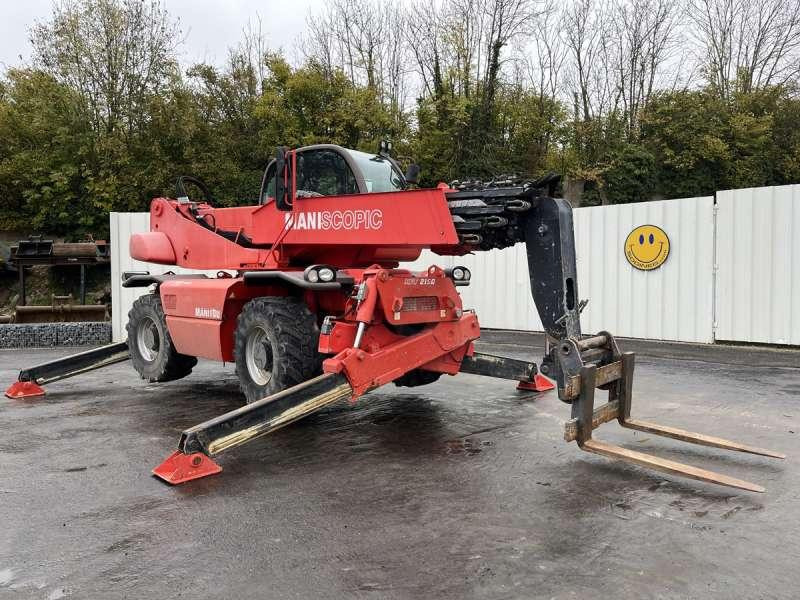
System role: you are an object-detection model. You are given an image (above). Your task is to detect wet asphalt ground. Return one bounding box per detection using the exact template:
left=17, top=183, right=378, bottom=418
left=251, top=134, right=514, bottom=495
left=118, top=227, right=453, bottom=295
left=1, top=332, right=798, bottom=599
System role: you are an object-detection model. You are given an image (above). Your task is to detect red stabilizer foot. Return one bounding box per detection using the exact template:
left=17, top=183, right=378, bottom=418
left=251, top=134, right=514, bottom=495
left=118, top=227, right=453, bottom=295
left=517, top=373, right=555, bottom=392
left=5, top=381, right=46, bottom=399
left=152, top=451, right=222, bottom=485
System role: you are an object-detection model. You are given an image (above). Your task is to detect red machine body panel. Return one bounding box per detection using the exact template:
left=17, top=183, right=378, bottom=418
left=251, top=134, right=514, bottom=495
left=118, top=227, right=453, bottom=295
left=133, top=200, right=269, bottom=269
left=158, top=278, right=285, bottom=362
left=217, top=188, right=457, bottom=246
left=166, top=316, right=225, bottom=361
left=131, top=187, right=460, bottom=271
left=322, top=314, right=480, bottom=398
left=372, top=267, right=463, bottom=326
left=129, top=231, right=176, bottom=265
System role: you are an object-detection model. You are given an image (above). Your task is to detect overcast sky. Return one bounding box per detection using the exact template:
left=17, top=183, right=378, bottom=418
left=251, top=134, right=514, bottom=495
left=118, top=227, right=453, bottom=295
left=0, top=0, right=320, bottom=71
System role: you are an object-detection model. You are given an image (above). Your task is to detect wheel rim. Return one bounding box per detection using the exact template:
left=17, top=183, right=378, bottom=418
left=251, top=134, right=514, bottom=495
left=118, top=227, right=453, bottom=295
left=136, top=316, right=160, bottom=363
left=245, top=326, right=274, bottom=386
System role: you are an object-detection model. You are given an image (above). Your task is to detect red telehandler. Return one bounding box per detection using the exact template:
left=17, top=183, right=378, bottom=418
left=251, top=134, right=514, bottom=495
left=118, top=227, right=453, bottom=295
left=5, top=143, right=784, bottom=490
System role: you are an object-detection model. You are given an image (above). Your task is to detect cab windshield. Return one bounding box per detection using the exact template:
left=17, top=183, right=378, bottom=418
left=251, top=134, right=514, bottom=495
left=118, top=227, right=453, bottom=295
left=346, top=150, right=405, bottom=193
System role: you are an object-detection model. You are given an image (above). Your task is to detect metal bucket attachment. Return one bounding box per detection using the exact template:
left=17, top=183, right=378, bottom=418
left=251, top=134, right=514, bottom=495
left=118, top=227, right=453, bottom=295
left=564, top=352, right=785, bottom=493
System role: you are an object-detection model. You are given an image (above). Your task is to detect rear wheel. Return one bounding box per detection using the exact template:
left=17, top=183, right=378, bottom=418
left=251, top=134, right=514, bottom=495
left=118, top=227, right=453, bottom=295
left=127, top=293, right=197, bottom=382
left=234, top=296, right=322, bottom=403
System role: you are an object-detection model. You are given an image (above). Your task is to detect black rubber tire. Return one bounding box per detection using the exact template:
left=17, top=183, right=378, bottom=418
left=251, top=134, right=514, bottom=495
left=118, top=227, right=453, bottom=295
left=233, top=296, right=323, bottom=403
left=388, top=324, right=442, bottom=388
left=393, top=369, right=442, bottom=388
left=127, top=293, right=197, bottom=382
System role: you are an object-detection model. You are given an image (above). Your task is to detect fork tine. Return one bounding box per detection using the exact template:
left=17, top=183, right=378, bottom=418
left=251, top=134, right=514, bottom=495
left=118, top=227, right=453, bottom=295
left=581, top=439, right=766, bottom=493
left=621, top=418, right=786, bottom=459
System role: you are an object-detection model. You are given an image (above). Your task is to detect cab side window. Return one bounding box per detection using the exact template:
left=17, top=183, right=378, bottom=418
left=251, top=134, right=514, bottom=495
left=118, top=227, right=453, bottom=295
left=262, top=162, right=276, bottom=204
left=296, top=150, right=358, bottom=196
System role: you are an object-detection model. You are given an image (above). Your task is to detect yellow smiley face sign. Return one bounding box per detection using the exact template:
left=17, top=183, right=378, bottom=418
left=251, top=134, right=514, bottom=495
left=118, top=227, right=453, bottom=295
left=624, top=225, right=670, bottom=270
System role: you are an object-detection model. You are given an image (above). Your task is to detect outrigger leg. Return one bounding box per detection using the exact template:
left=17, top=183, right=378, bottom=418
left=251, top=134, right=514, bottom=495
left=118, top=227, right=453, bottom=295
left=5, top=341, right=130, bottom=399
left=155, top=303, right=482, bottom=485
left=459, top=351, right=555, bottom=392
left=153, top=374, right=353, bottom=484
left=153, top=352, right=556, bottom=485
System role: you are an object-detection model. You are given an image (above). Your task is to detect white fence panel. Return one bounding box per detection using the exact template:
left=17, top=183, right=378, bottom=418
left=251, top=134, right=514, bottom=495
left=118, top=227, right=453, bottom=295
left=407, top=198, right=715, bottom=342
left=445, top=246, right=544, bottom=331
left=111, top=196, right=717, bottom=345
left=401, top=248, right=544, bottom=331
left=401, top=249, right=454, bottom=273
left=715, top=185, right=800, bottom=345
left=574, top=197, right=715, bottom=343
left=109, top=212, right=223, bottom=342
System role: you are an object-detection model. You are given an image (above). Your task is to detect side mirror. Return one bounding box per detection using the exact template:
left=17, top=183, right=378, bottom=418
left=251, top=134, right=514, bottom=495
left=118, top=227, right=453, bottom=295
left=404, top=163, right=421, bottom=185
left=274, top=146, right=293, bottom=211
left=377, top=139, right=393, bottom=157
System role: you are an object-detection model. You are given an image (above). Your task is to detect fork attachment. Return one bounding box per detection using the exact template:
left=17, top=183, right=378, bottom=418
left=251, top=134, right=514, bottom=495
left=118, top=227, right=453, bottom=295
left=518, top=196, right=784, bottom=492
left=559, top=334, right=784, bottom=493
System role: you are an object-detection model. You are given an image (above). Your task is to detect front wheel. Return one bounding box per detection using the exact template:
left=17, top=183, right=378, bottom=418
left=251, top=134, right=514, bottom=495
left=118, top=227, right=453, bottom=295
left=393, top=369, right=442, bottom=388
left=127, top=293, right=197, bottom=382
left=234, top=296, right=322, bottom=403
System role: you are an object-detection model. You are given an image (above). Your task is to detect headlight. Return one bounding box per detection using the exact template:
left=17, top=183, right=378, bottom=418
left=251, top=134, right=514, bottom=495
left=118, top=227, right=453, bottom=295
left=304, top=264, right=337, bottom=284
left=452, top=266, right=470, bottom=281
left=318, top=267, right=335, bottom=282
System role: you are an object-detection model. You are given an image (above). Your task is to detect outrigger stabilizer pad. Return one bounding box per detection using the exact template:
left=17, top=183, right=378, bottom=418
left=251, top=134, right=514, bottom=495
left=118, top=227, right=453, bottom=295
left=152, top=451, right=222, bottom=485
left=5, top=381, right=46, bottom=399
left=517, top=373, right=555, bottom=392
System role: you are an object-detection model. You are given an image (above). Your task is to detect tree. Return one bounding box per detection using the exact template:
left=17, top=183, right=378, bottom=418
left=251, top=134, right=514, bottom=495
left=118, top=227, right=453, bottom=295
left=4, top=0, right=800, bottom=242
left=31, top=0, right=181, bottom=135
left=598, top=143, right=656, bottom=203
left=640, top=90, right=730, bottom=197
left=689, top=0, right=800, bottom=98
left=0, top=69, right=92, bottom=233
left=610, top=0, right=682, bottom=136
left=302, top=0, right=409, bottom=132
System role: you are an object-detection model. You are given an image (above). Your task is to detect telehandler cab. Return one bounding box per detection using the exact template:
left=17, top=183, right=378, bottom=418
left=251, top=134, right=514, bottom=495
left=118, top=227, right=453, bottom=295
left=6, top=142, right=784, bottom=490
